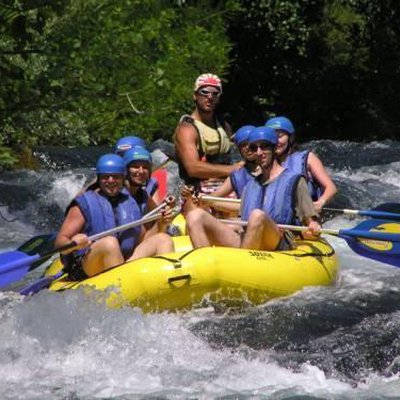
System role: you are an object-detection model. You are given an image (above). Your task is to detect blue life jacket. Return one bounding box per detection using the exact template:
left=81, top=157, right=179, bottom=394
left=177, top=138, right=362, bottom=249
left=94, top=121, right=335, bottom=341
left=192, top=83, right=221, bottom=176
left=146, top=177, right=159, bottom=197
left=229, top=166, right=254, bottom=197
left=241, top=169, right=302, bottom=225
left=74, top=188, right=142, bottom=259
left=283, top=150, right=322, bottom=201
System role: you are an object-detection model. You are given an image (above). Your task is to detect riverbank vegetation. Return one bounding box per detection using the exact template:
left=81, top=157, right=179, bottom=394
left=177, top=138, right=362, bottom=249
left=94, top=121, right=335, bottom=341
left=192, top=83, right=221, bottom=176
left=1, top=0, right=400, bottom=168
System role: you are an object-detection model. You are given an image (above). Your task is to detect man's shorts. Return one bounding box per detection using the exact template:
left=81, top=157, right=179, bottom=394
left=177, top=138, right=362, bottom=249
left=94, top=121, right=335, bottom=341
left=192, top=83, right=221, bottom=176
left=61, top=251, right=89, bottom=281
left=276, top=230, right=297, bottom=251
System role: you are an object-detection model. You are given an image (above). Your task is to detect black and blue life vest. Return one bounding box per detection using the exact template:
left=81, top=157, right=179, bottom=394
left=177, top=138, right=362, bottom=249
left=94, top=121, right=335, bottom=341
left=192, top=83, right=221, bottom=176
left=283, top=150, right=322, bottom=201
left=229, top=166, right=254, bottom=198
left=74, top=188, right=142, bottom=259
left=241, top=169, right=302, bottom=225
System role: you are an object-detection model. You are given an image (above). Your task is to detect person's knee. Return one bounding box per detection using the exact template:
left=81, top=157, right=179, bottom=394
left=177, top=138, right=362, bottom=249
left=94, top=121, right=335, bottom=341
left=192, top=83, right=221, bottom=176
left=247, top=209, right=267, bottom=230
left=95, top=236, right=120, bottom=254
left=186, top=208, right=207, bottom=229
left=153, top=232, right=174, bottom=251
left=156, top=232, right=173, bottom=243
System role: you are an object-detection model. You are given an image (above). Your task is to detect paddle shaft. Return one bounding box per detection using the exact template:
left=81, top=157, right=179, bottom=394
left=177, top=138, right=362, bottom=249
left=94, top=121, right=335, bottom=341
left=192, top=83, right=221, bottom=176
left=17, top=201, right=172, bottom=294
left=1, top=212, right=163, bottom=277
left=218, top=219, right=400, bottom=242
left=55, top=197, right=173, bottom=256
left=323, top=207, right=400, bottom=221
left=202, top=195, right=400, bottom=224
left=201, top=195, right=240, bottom=204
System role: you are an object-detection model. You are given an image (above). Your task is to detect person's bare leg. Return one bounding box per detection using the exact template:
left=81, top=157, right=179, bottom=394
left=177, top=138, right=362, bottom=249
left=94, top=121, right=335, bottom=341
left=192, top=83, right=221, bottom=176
left=82, top=236, right=124, bottom=276
left=186, top=208, right=241, bottom=248
left=241, top=209, right=281, bottom=250
left=128, top=233, right=174, bottom=260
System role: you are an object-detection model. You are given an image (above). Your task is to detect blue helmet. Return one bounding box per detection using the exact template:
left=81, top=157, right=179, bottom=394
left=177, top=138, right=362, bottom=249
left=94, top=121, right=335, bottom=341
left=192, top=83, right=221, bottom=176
left=265, top=116, right=295, bottom=135
left=96, top=154, right=125, bottom=175
left=234, top=125, right=255, bottom=146
left=114, top=135, right=146, bottom=155
left=248, top=126, right=278, bottom=145
left=123, top=146, right=152, bottom=167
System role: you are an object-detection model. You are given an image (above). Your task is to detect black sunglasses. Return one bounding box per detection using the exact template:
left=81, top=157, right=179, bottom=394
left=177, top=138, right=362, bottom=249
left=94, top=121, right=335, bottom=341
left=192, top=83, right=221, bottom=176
left=197, top=88, right=221, bottom=98
left=248, top=142, right=274, bottom=152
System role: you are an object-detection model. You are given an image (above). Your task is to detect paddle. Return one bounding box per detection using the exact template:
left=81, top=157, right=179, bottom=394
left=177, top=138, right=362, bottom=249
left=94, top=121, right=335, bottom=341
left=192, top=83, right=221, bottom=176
left=202, top=195, right=400, bottom=223
left=323, top=205, right=400, bottom=221
left=18, top=199, right=173, bottom=295
left=0, top=210, right=164, bottom=289
left=0, top=232, right=58, bottom=288
left=218, top=218, right=400, bottom=268
left=371, top=203, right=400, bottom=213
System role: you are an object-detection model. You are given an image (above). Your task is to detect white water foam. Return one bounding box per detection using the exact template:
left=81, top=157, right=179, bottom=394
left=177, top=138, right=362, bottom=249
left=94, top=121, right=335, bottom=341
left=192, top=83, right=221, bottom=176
left=0, top=289, right=355, bottom=400
left=47, top=170, right=91, bottom=211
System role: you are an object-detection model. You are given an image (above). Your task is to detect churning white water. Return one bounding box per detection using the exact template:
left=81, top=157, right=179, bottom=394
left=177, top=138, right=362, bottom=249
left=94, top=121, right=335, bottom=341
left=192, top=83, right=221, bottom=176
left=1, top=141, right=400, bottom=399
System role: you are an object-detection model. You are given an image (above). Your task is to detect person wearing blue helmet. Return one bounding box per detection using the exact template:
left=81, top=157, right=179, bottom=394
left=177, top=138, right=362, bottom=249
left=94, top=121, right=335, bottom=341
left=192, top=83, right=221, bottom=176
left=123, top=146, right=156, bottom=214
left=55, top=154, right=174, bottom=280
left=266, top=116, right=337, bottom=212
left=184, top=126, right=321, bottom=251
left=114, top=135, right=146, bottom=155
left=113, top=135, right=163, bottom=204
left=184, top=125, right=258, bottom=216
left=216, top=124, right=258, bottom=197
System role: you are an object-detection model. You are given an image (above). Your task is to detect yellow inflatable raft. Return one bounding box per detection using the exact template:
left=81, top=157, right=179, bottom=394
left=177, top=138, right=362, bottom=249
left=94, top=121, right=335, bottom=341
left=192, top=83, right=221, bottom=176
left=45, top=236, right=339, bottom=312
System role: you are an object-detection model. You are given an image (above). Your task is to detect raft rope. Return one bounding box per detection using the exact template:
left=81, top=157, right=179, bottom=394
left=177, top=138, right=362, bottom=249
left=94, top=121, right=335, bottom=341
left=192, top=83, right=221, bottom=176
left=49, top=242, right=336, bottom=292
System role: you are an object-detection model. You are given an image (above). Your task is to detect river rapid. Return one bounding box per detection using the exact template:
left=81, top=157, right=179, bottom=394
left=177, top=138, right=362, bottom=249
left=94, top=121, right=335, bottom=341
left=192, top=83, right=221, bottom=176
left=1, top=140, right=400, bottom=399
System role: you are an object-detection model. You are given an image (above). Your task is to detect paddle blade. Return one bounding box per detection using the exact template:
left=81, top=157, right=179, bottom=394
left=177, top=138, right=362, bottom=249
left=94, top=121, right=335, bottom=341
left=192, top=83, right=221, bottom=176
left=0, top=251, right=41, bottom=288
left=372, top=203, right=400, bottom=214
left=17, top=233, right=56, bottom=254
left=20, top=272, right=63, bottom=296
left=344, top=236, right=400, bottom=268
left=340, top=219, right=400, bottom=268
left=17, top=233, right=56, bottom=271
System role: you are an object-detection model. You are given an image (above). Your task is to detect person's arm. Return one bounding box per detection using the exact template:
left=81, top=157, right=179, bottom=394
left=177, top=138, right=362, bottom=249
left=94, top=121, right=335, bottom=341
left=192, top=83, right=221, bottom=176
left=209, top=176, right=234, bottom=197
left=203, top=176, right=240, bottom=213
left=55, top=205, right=88, bottom=254
left=307, top=152, right=337, bottom=211
left=294, top=178, right=321, bottom=239
left=174, top=123, right=241, bottom=179
left=142, top=196, right=176, bottom=237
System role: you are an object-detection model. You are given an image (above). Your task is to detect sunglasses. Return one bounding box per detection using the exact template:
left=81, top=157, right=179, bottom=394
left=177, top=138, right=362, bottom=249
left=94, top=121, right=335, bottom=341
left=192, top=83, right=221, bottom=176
left=197, top=88, right=221, bottom=98
left=248, top=142, right=274, bottom=152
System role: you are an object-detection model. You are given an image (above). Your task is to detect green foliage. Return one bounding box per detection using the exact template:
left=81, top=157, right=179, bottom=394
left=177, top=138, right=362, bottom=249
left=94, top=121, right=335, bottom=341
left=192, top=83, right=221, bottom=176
left=2, top=0, right=400, bottom=167
left=0, top=0, right=232, bottom=166
left=224, top=0, right=400, bottom=140
left=0, top=147, right=18, bottom=170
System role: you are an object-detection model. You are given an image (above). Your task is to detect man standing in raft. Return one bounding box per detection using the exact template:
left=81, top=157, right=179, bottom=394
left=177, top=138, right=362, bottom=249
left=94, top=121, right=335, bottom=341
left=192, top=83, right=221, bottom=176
left=184, top=127, right=321, bottom=251
left=56, top=154, right=174, bottom=280
left=174, top=73, right=243, bottom=197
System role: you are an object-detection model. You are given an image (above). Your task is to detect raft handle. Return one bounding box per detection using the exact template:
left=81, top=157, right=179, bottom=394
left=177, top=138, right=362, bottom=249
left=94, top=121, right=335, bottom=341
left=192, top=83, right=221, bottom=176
left=168, top=274, right=191, bottom=284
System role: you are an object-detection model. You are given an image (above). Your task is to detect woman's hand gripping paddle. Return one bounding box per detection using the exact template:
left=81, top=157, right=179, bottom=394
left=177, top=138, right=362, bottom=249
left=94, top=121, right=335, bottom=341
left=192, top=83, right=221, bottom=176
left=0, top=212, right=162, bottom=289
left=18, top=197, right=174, bottom=295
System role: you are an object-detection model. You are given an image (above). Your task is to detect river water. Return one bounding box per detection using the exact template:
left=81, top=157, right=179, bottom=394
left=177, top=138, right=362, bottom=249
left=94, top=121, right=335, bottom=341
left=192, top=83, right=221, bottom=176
left=1, top=140, right=400, bottom=399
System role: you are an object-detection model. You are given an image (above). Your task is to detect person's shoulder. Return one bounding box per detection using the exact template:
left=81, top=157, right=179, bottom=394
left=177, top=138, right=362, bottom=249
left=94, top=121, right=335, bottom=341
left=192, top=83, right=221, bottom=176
left=175, top=117, right=198, bottom=143
left=179, top=114, right=195, bottom=124
left=307, top=151, right=324, bottom=166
